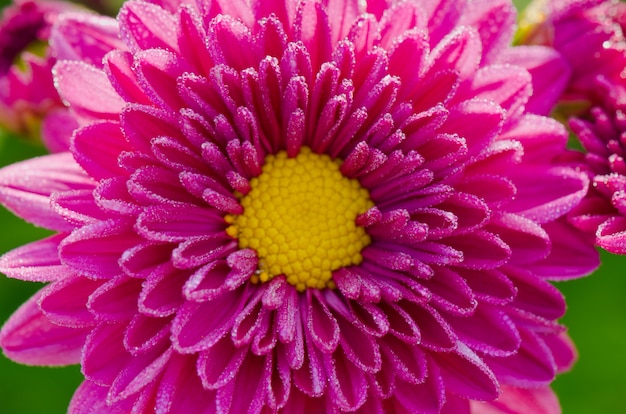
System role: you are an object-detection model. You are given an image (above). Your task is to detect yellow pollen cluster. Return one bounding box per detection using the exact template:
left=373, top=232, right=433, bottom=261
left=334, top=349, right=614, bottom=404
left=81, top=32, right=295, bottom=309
left=226, top=147, right=373, bottom=292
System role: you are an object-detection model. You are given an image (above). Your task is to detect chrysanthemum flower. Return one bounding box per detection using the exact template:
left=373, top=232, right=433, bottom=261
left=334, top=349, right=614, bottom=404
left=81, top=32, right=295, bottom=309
left=519, top=0, right=626, bottom=105
left=518, top=0, right=626, bottom=253
left=0, top=0, right=80, bottom=147
left=0, top=0, right=599, bottom=412
left=566, top=81, right=626, bottom=254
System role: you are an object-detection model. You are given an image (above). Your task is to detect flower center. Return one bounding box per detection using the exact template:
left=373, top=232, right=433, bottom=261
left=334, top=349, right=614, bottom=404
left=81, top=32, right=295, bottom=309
left=226, top=147, right=373, bottom=292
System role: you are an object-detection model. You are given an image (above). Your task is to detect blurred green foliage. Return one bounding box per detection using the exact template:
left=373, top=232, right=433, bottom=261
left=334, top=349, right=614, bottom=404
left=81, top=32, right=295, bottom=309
left=0, top=0, right=625, bottom=413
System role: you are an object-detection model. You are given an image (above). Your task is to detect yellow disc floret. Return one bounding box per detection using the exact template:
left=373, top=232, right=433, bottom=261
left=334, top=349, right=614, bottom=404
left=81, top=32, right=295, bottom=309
left=226, top=147, right=373, bottom=292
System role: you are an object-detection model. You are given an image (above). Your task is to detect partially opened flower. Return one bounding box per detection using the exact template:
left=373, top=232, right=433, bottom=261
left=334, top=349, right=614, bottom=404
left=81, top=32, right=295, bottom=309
left=0, top=0, right=599, bottom=413
left=0, top=0, right=79, bottom=147
left=519, top=0, right=626, bottom=105
left=517, top=0, right=626, bottom=254
left=566, top=81, right=626, bottom=254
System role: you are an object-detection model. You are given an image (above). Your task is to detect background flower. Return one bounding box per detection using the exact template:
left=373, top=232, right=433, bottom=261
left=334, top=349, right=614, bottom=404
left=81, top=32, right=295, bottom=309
left=0, top=0, right=77, bottom=147
left=0, top=0, right=620, bottom=414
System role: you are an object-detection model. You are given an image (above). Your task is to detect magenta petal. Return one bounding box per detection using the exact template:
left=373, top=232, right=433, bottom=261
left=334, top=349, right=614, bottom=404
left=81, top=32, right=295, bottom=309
left=107, top=343, right=172, bottom=403
left=171, top=286, right=246, bottom=353
left=597, top=216, right=626, bottom=254
left=487, top=213, right=550, bottom=265
left=155, top=354, right=217, bottom=413
left=470, top=385, right=561, bottom=414
left=197, top=336, right=247, bottom=390
left=428, top=27, right=481, bottom=81
left=50, top=13, right=123, bottom=66
left=52, top=189, right=110, bottom=226
left=0, top=234, right=66, bottom=282
left=508, top=166, right=589, bottom=224
left=71, top=121, right=131, bottom=180
left=437, top=343, right=499, bottom=401
left=0, top=153, right=94, bottom=231
left=39, top=276, right=100, bottom=328
left=118, top=0, right=178, bottom=53
left=448, top=305, right=520, bottom=357
left=134, top=48, right=191, bottom=110
left=324, top=348, right=368, bottom=411
left=138, top=264, right=189, bottom=317
left=459, top=0, right=515, bottom=63
left=69, top=381, right=133, bottom=414
left=87, top=276, right=143, bottom=321
left=54, top=61, right=125, bottom=121
left=123, top=314, right=172, bottom=355
left=506, top=267, right=565, bottom=320
left=499, top=46, right=571, bottom=116
left=543, top=332, right=577, bottom=373
left=104, top=50, right=152, bottom=104
left=216, top=352, right=266, bottom=414
left=387, top=362, right=445, bottom=414
left=465, top=64, right=531, bottom=117
left=136, top=204, right=225, bottom=242
left=500, top=115, right=568, bottom=164
left=530, top=219, right=600, bottom=280
left=0, top=292, right=88, bottom=366
left=306, top=291, right=340, bottom=353
left=484, top=328, right=556, bottom=387
left=41, top=109, right=79, bottom=153
left=60, top=219, right=141, bottom=279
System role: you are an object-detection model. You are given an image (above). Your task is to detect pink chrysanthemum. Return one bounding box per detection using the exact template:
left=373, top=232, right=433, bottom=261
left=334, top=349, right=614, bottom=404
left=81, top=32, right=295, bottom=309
left=519, top=0, right=626, bottom=253
left=567, top=82, right=626, bottom=253
left=521, top=0, right=626, bottom=105
left=0, top=0, right=599, bottom=413
left=0, top=0, right=79, bottom=147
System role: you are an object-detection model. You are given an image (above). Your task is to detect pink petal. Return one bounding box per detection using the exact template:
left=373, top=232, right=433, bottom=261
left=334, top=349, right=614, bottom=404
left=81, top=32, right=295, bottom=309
left=71, top=121, right=131, bottom=180
left=499, top=46, right=571, bottom=116
left=487, top=213, right=550, bottom=265
left=324, top=348, right=368, bottom=411
left=437, top=343, right=499, bottom=401
left=69, top=381, right=133, bottom=414
left=41, top=109, right=78, bottom=153
left=104, top=51, right=152, bottom=104
left=60, top=219, right=142, bottom=279
left=87, top=276, right=143, bottom=321
left=39, top=276, right=100, bottom=328
left=459, top=0, right=515, bottom=63
left=0, top=234, right=66, bottom=282
left=50, top=13, right=123, bottom=66
left=505, top=267, right=565, bottom=320
left=171, top=286, right=246, bottom=353
left=470, top=385, right=561, bottom=414
left=508, top=166, right=589, bottom=224
left=118, top=0, right=178, bottom=53
left=597, top=216, right=626, bottom=254
left=108, top=343, right=172, bottom=403
left=448, top=305, right=520, bottom=357
left=0, top=153, right=94, bottom=231
left=216, top=352, right=267, bottom=414
left=82, top=323, right=128, bottom=386
left=134, top=48, right=191, bottom=110
left=123, top=314, right=172, bottom=355
left=428, top=26, right=482, bottom=81
left=530, top=219, right=600, bottom=280
left=484, top=328, right=556, bottom=387
left=155, top=354, right=217, bottom=413
left=499, top=115, right=567, bottom=164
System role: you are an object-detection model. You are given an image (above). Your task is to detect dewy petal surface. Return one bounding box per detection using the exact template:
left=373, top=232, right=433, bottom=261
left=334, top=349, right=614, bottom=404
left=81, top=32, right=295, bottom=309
left=0, top=0, right=599, bottom=413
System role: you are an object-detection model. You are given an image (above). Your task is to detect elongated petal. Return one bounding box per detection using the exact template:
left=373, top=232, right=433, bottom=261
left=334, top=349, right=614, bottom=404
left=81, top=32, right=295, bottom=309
left=0, top=292, right=88, bottom=366
left=0, top=153, right=94, bottom=231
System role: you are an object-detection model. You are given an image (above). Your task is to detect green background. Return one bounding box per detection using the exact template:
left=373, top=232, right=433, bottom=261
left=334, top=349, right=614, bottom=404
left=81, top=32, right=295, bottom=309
left=0, top=0, right=625, bottom=412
